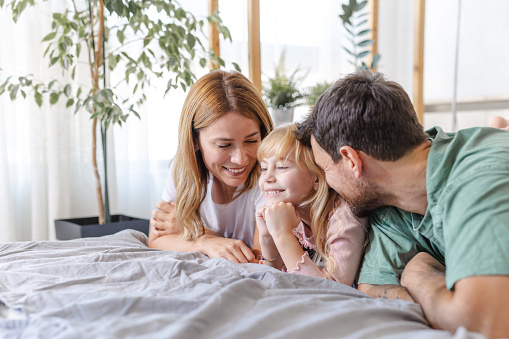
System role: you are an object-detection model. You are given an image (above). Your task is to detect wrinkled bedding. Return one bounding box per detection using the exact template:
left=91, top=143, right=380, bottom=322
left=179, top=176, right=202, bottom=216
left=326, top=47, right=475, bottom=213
left=0, top=230, right=484, bottom=339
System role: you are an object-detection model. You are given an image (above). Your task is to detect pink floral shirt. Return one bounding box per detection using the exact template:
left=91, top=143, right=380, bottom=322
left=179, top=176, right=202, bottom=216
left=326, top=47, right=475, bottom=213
left=289, top=199, right=368, bottom=286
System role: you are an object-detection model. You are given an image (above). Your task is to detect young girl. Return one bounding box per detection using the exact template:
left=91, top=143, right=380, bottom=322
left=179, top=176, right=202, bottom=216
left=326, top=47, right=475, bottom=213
left=255, top=124, right=368, bottom=286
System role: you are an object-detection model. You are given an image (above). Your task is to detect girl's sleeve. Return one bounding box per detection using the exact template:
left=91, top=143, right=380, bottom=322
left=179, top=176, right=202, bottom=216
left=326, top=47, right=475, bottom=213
left=325, top=202, right=368, bottom=285
left=289, top=202, right=368, bottom=286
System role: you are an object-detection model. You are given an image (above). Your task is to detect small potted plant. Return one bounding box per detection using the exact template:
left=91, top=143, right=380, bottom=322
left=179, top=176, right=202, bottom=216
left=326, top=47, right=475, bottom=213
left=304, top=81, right=333, bottom=110
left=263, top=50, right=306, bottom=126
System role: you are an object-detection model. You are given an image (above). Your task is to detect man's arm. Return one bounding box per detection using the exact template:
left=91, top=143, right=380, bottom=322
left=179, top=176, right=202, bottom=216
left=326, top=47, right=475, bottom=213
left=401, top=252, right=509, bottom=339
left=357, top=283, right=415, bottom=302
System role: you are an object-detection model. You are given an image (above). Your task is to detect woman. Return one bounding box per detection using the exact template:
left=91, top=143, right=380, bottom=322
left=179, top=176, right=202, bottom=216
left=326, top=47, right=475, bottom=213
left=148, top=70, right=273, bottom=263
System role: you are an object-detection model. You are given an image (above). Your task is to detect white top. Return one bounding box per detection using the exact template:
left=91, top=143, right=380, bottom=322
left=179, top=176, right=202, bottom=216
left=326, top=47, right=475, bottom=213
left=162, top=162, right=265, bottom=247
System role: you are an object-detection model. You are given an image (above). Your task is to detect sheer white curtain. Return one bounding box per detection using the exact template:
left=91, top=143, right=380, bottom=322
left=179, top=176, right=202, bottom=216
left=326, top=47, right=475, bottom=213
left=0, top=2, right=103, bottom=241
left=0, top=0, right=207, bottom=241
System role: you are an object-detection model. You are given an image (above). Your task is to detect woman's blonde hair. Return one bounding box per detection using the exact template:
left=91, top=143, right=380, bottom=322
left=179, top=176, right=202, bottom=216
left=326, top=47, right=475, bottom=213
left=174, top=70, right=273, bottom=240
left=257, top=124, right=339, bottom=275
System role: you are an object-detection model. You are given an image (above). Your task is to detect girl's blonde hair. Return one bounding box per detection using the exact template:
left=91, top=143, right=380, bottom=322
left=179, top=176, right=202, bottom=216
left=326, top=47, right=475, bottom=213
left=257, top=124, right=339, bottom=275
left=174, top=70, right=273, bottom=240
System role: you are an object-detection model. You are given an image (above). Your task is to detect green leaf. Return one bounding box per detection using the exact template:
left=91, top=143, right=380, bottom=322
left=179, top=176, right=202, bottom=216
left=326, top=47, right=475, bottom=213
left=49, top=92, right=60, bottom=105
left=43, top=44, right=52, bottom=57
left=357, top=1, right=367, bottom=11
left=357, top=50, right=370, bottom=58
left=342, top=47, right=354, bottom=56
left=186, top=33, right=195, bottom=49
left=10, top=84, right=20, bottom=100
left=66, top=98, right=74, bottom=108
left=355, top=19, right=368, bottom=27
left=143, top=35, right=153, bottom=47
left=117, top=30, right=125, bottom=44
left=199, top=58, right=206, bottom=68
left=64, top=84, right=72, bottom=97
left=20, top=89, right=26, bottom=99
left=357, top=39, right=373, bottom=47
left=74, top=100, right=81, bottom=114
left=357, top=29, right=370, bottom=37
left=50, top=57, right=59, bottom=67
left=232, top=62, right=241, bottom=72
left=34, top=91, right=43, bottom=107
left=41, top=32, right=56, bottom=42
left=371, top=53, right=381, bottom=69
left=62, top=55, right=71, bottom=69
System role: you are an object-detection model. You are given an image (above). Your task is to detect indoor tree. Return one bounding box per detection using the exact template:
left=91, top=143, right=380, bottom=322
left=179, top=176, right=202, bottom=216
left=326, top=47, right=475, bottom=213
left=0, top=0, right=237, bottom=224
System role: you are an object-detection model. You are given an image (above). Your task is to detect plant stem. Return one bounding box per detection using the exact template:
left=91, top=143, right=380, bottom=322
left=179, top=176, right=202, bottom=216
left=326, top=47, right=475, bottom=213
left=92, top=118, right=105, bottom=224
left=101, top=125, right=110, bottom=224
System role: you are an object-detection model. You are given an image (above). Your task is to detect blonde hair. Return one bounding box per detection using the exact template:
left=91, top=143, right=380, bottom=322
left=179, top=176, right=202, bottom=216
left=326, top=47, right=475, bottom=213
left=174, top=70, right=273, bottom=240
left=257, top=124, right=339, bottom=275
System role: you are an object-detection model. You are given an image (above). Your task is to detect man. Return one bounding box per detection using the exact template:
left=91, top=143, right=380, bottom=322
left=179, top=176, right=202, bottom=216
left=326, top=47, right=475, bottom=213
left=296, top=70, right=509, bottom=339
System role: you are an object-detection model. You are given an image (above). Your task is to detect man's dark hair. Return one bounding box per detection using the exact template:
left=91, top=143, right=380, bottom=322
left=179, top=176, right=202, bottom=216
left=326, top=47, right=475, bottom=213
left=296, top=70, right=428, bottom=162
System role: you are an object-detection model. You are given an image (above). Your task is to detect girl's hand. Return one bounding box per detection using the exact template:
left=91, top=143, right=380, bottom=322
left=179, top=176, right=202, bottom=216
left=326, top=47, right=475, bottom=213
left=264, top=202, right=301, bottom=238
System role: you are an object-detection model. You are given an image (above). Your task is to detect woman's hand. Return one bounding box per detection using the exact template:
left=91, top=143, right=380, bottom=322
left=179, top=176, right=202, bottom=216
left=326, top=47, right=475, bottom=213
left=198, top=234, right=257, bottom=264
left=264, top=202, right=301, bottom=239
left=150, top=200, right=179, bottom=237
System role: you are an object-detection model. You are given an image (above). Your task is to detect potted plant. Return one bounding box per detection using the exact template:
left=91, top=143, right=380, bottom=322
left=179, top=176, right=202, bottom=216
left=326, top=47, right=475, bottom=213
left=304, top=81, right=333, bottom=110
left=263, top=50, right=306, bottom=126
left=0, top=0, right=236, bottom=239
left=339, top=0, right=381, bottom=70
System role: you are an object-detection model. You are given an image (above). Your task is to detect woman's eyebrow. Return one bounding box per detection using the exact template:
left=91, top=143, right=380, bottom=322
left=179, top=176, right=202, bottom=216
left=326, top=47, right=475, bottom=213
left=212, top=131, right=260, bottom=142
left=244, top=131, right=261, bottom=139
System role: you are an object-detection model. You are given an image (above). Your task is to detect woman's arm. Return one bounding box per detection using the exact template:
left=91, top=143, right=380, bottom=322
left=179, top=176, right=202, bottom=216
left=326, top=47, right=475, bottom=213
left=150, top=230, right=257, bottom=263
left=148, top=200, right=256, bottom=263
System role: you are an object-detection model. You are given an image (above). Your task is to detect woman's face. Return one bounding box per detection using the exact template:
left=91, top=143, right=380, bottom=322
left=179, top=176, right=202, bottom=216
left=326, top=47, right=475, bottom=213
left=258, top=154, right=315, bottom=207
left=197, top=112, right=261, bottom=189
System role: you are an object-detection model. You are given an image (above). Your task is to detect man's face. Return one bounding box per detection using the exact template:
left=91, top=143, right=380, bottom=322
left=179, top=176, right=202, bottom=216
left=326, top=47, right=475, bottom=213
left=310, top=136, right=384, bottom=217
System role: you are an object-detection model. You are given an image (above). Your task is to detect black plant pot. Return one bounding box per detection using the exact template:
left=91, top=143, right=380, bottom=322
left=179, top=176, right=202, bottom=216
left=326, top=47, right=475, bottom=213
left=55, top=214, right=150, bottom=240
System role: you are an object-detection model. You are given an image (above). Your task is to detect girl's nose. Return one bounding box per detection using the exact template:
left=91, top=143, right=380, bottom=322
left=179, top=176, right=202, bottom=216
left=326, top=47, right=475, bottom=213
left=264, top=168, right=276, bottom=182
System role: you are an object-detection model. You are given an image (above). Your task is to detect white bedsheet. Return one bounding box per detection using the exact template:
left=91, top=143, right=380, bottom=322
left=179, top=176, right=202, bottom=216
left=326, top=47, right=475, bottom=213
left=0, top=230, right=484, bottom=339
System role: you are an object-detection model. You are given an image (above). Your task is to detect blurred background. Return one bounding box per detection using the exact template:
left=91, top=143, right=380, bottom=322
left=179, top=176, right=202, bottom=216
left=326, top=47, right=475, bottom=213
left=1, top=0, right=508, bottom=241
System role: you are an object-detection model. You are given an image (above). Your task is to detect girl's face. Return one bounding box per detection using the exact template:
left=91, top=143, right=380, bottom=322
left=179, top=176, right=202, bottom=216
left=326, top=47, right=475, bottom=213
left=197, top=112, right=261, bottom=189
left=259, top=154, right=316, bottom=207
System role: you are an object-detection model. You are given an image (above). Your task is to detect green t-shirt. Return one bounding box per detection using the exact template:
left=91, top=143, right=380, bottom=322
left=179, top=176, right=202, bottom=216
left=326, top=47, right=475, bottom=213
left=358, top=126, right=509, bottom=289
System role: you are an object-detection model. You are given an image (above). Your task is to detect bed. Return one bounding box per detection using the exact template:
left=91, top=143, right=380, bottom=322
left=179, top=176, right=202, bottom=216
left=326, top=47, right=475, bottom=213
left=0, top=230, right=484, bottom=339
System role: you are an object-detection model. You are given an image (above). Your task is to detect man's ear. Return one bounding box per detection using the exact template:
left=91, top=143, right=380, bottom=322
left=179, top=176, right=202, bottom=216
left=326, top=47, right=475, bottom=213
left=339, top=146, right=363, bottom=178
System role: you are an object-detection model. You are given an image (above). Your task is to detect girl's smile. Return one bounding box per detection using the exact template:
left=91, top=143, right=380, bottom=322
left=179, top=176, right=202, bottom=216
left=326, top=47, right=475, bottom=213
left=259, top=155, right=315, bottom=206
